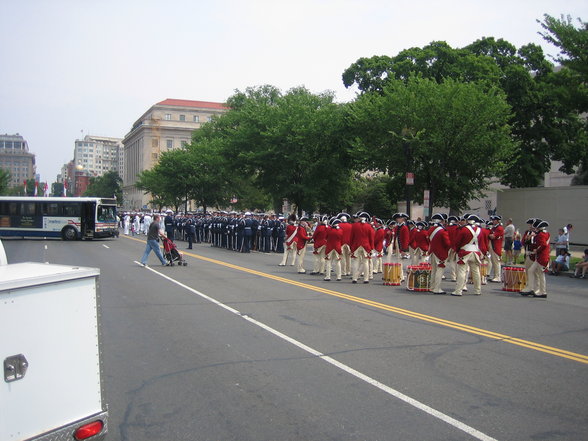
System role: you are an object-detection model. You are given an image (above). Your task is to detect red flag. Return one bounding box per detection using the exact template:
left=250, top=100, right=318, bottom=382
left=34, top=182, right=38, bottom=197
left=44, top=182, right=49, bottom=197
left=63, top=180, right=68, bottom=197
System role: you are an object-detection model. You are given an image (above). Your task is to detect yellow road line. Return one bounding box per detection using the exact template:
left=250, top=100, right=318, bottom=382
left=124, top=236, right=588, bottom=364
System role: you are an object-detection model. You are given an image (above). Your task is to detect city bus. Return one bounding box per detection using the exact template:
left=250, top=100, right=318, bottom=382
left=0, top=196, right=119, bottom=240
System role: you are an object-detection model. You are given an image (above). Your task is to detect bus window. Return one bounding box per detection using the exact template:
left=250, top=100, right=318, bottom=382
left=22, top=203, right=36, bottom=216
left=9, top=203, right=17, bottom=215
left=46, top=203, right=59, bottom=216
left=63, top=204, right=81, bottom=217
left=97, top=206, right=116, bottom=222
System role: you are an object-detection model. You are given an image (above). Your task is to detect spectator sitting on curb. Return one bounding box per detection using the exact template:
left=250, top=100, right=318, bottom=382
left=550, top=251, right=570, bottom=275
left=570, top=249, right=588, bottom=279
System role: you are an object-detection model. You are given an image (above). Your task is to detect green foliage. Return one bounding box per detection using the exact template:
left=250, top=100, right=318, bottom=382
left=342, top=34, right=587, bottom=188
left=347, top=76, right=515, bottom=213
left=83, top=171, right=123, bottom=202
left=197, top=85, right=355, bottom=215
left=0, top=169, right=10, bottom=195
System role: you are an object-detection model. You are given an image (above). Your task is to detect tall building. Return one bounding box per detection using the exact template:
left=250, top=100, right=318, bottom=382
left=74, top=135, right=123, bottom=178
left=122, top=98, right=228, bottom=209
left=0, top=133, right=36, bottom=187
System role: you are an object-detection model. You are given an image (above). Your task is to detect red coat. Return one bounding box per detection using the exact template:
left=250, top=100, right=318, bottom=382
left=285, top=223, right=298, bottom=246
left=296, top=225, right=312, bottom=251
left=428, top=225, right=451, bottom=261
left=325, top=226, right=343, bottom=255
left=313, top=224, right=328, bottom=250
left=535, top=231, right=550, bottom=267
left=455, top=224, right=483, bottom=259
left=374, top=227, right=386, bottom=253
left=339, top=221, right=352, bottom=245
left=396, top=224, right=410, bottom=252
left=478, top=227, right=490, bottom=256
left=489, top=224, right=504, bottom=255
left=409, top=227, right=418, bottom=249
left=413, top=228, right=429, bottom=252
left=446, top=224, right=460, bottom=249
left=350, top=221, right=374, bottom=254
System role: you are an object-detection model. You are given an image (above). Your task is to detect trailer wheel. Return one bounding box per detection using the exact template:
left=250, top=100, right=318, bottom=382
left=62, top=226, right=78, bottom=241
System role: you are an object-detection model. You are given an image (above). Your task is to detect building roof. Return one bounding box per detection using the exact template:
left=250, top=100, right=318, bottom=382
left=156, top=98, right=228, bottom=110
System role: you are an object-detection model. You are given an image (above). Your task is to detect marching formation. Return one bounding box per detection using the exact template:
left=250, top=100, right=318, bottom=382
left=125, top=209, right=552, bottom=299
left=278, top=211, right=551, bottom=299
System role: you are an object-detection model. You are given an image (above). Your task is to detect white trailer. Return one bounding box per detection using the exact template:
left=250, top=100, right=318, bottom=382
left=0, top=262, right=108, bottom=441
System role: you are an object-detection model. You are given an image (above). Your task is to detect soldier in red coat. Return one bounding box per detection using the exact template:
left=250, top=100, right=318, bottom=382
left=393, top=213, right=410, bottom=281
left=279, top=214, right=298, bottom=266
left=372, top=218, right=386, bottom=274
left=350, top=211, right=375, bottom=283
left=337, top=213, right=353, bottom=277
left=296, top=219, right=313, bottom=274
left=385, top=220, right=396, bottom=262
left=452, top=215, right=484, bottom=296
left=521, top=219, right=550, bottom=298
left=324, top=218, right=343, bottom=281
left=488, top=215, right=505, bottom=282
left=412, top=221, right=430, bottom=265
left=445, top=215, right=460, bottom=281
left=311, top=216, right=329, bottom=275
left=428, top=214, right=451, bottom=294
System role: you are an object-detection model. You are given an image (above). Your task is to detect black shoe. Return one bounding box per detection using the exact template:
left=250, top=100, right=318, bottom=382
left=363, top=280, right=369, bottom=284
left=520, top=291, right=534, bottom=296
left=533, top=294, right=547, bottom=298
left=352, top=280, right=357, bottom=284
left=433, top=291, right=446, bottom=295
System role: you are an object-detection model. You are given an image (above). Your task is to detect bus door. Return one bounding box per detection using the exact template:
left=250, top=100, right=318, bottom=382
left=82, top=202, right=96, bottom=239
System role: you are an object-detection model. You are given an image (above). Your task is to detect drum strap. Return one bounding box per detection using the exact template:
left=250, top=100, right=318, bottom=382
left=429, top=226, right=443, bottom=242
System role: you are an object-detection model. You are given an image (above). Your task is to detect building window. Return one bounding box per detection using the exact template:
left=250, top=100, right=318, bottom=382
left=164, top=114, right=172, bottom=120
left=207, top=116, right=212, bottom=122
left=166, top=139, right=173, bottom=149
left=179, top=114, right=185, bottom=121
left=152, top=138, right=159, bottom=148
left=193, top=115, right=199, bottom=122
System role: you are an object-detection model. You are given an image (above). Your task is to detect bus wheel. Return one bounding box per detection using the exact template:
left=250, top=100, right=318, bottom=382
left=62, top=226, right=78, bottom=241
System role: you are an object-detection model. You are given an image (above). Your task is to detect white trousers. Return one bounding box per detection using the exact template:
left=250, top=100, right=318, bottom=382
left=454, top=253, right=481, bottom=295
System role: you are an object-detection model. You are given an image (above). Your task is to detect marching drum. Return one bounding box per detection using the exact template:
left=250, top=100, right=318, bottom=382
left=502, top=266, right=526, bottom=292
left=407, top=264, right=431, bottom=292
left=383, top=262, right=402, bottom=286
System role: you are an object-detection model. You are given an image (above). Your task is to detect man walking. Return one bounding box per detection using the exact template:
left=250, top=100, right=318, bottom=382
left=140, top=214, right=169, bottom=267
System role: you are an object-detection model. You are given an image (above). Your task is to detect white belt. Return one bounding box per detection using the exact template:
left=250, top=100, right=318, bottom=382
left=462, top=244, right=479, bottom=252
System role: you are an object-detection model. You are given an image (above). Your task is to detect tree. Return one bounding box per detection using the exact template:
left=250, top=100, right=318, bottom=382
left=342, top=36, right=586, bottom=187
left=0, top=169, right=10, bottom=195
left=199, top=85, right=355, bottom=215
left=347, top=76, right=515, bottom=214
left=83, top=171, right=123, bottom=202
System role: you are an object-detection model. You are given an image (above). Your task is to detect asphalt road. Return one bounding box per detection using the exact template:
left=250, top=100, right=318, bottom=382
left=3, top=236, right=588, bottom=441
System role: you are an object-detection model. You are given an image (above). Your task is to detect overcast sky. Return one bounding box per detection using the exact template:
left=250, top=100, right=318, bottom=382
left=1, top=0, right=587, bottom=183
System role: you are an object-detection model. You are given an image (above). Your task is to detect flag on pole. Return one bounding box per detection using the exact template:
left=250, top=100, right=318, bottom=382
left=63, top=180, right=68, bottom=197
left=34, top=181, right=38, bottom=197
left=44, top=182, right=49, bottom=197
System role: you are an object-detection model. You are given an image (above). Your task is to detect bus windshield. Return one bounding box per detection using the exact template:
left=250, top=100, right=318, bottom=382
left=97, top=205, right=117, bottom=222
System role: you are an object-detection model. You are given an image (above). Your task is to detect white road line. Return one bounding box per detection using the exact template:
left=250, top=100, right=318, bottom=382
left=103, top=245, right=110, bottom=249
left=44, top=245, right=48, bottom=250
left=134, top=261, right=498, bottom=441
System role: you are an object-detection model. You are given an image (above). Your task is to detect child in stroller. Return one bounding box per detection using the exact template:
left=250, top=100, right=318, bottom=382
left=162, top=236, right=187, bottom=266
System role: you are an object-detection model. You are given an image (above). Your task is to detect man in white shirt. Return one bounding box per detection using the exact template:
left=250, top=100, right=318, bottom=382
left=503, top=218, right=516, bottom=264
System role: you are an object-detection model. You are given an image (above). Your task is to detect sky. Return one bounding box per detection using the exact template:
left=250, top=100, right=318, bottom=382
left=1, top=0, right=587, bottom=183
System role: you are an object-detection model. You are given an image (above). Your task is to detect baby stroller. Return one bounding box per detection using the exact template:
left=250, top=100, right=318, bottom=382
left=162, top=236, right=187, bottom=266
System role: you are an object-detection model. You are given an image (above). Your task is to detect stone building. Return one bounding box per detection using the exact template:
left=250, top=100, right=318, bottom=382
left=0, top=133, right=36, bottom=187
left=122, top=98, right=228, bottom=209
